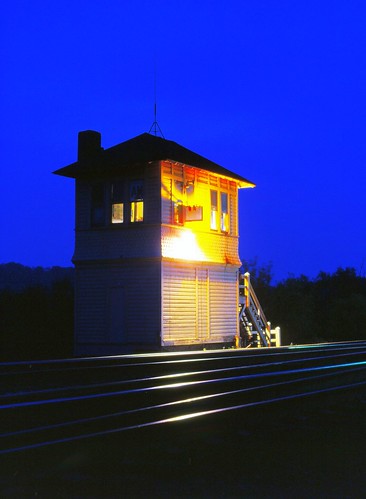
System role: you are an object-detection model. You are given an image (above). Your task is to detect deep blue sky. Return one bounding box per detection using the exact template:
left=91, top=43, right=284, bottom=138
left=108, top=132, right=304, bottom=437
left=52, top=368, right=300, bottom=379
left=1, top=1, right=365, bottom=281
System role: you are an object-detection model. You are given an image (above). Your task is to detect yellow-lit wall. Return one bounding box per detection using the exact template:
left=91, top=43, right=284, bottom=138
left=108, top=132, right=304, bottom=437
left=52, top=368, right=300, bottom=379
left=161, top=261, right=239, bottom=346
left=161, top=161, right=241, bottom=266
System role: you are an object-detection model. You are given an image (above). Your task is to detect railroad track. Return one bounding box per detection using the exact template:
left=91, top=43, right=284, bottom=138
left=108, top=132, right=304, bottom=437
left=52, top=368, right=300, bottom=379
left=1, top=340, right=366, bottom=456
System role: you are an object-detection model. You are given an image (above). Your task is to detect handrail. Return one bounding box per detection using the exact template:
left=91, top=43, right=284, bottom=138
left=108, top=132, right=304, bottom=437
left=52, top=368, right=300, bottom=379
left=242, top=272, right=271, bottom=345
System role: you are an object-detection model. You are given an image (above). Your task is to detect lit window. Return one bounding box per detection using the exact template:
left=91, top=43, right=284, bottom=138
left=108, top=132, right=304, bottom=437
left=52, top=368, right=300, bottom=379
left=131, top=201, right=144, bottom=222
left=210, top=190, right=218, bottom=230
left=112, top=203, right=124, bottom=223
left=91, top=183, right=105, bottom=227
left=174, top=202, right=184, bottom=224
left=173, top=181, right=184, bottom=224
left=130, top=180, right=144, bottom=223
left=221, top=192, right=229, bottom=232
left=111, top=182, right=124, bottom=224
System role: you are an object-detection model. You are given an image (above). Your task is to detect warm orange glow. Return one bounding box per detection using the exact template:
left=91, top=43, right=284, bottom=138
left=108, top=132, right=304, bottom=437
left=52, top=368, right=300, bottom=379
left=162, top=228, right=207, bottom=261
left=131, top=200, right=143, bottom=222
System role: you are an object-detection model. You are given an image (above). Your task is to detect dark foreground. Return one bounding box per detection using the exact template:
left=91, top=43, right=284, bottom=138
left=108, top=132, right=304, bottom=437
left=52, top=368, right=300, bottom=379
left=1, top=385, right=365, bottom=498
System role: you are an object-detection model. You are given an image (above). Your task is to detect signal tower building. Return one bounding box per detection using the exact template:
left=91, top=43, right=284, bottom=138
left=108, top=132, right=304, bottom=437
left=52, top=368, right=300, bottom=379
left=54, top=131, right=255, bottom=355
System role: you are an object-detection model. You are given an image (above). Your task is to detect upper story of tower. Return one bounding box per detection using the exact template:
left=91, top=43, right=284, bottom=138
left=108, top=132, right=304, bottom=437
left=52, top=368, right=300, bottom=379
left=53, top=131, right=255, bottom=265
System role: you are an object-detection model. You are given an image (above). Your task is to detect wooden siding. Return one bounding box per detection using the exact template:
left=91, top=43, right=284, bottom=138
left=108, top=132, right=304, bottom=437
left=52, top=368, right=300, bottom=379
left=162, top=262, right=239, bottom=346
left=143, top=161, right=161, bottom=224
left=208, top=268, right=238, bottom=342
left=161, top=226, right=241, bottom=266
left=162, top=265, right=197, bottom=343
left=75, top=266, right=108, bottom=344
left=74, top=261, right=161, bottom=354
left=73, top=225, right=161, bottom=262
left=75, top=180, right=91, bottom=230
left=161, top=161, right=241, bottom=266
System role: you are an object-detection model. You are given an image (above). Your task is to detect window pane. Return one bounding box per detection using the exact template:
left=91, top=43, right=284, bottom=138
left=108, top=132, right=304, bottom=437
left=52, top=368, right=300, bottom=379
left=221, top=192, right=229, bottom=232
left=174, top=202, right=184, bottom=224
left=91, top=207, right=105, bottom=226
left=131, top=200, right=144, bottom=222
left=210, top=190, right=218, bottom=230
left=130, top=180, right=143, bottom=201
left=130, top=180, right=144, bottom=223
left=91, top=183, right=105, bottom=227
left=210, top=190, right=218, bottom=209
left=112, top=203, right=124, bottom=224
left=112, top=182, right=124, bottom=202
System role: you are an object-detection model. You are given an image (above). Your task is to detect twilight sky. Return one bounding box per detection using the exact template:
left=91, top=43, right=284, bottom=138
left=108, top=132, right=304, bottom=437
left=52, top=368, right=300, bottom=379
left=1, top=1, right=365, bottom=281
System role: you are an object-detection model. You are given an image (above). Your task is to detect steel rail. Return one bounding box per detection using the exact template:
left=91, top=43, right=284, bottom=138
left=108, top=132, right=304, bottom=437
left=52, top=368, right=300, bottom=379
left=1, top=341, right=366, bottom=377
left=1, top=348, right=366, bottom=402
left=1, top=363, right=365, bottom=438
left=1, top=372, right=366, bottom=455
left=1, top=342, right=366, bottom=456
left=1, top=357, right=366, bottom=411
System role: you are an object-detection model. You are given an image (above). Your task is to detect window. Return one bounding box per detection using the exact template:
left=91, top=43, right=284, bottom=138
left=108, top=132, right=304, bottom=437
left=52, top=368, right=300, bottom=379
left=173, top=181, right=184, bottom=224
left=210, top=190, right=218, bottom=230
left=111, top=182, right=124, bottom=224
left=210, top=189, right=229, bottom=233
left=112, top=203, right=123, bottom=224
left=130, top=180, right=144, bottom=222
left=174, top=202, right=184, bottom=224
left=220, top=192, right=229, bottom=232
left=91, top=183, right=105, bottom=227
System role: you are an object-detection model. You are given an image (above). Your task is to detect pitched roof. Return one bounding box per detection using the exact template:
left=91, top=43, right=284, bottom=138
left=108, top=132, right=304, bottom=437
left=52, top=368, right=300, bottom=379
left=53, top=132, right=255, bottom=187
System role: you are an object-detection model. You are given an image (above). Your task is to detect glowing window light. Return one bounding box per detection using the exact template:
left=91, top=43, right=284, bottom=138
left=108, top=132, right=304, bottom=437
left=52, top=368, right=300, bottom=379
left=220, top=192, right=229, bottom=232
left=210, top=190, right=218, bottom=230
left=131, top=200, right=143, bottom=222
left=111, top=203, right=123, bottom=223
left=130, top=180, right=143, bottom=222
left=162, top=229, right=207, bottom=261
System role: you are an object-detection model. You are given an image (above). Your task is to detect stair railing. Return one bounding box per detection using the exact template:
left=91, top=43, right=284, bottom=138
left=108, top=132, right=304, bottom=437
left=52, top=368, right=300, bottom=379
left=242, top=272, right=271, bottom=347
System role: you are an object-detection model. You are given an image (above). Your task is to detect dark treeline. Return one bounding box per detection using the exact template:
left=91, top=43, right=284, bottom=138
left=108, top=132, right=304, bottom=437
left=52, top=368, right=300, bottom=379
left=1, top=262, right=366, bottom=361
left=242, top=259, right=366, bottom=346
left=0, top=263, right=74, bottom=361
left=0, top=263, right=74, bottom=292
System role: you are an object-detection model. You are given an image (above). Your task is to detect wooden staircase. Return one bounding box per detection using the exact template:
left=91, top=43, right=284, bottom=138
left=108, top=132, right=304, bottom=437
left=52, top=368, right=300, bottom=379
left=239, top=272, right=280, bottom=348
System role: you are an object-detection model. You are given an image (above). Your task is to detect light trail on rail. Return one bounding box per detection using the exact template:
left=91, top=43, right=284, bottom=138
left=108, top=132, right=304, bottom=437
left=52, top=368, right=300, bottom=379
left=1, top=340, right=366, bottom=377
left=1, top=363, right=365, bottom=439
left=1, top=356, right=366, bottom=410
left=2, top=346, right=366, bottom=401
left=1, top=341, right=366, bottom=457
left=1, top=376, right=366, bottom=456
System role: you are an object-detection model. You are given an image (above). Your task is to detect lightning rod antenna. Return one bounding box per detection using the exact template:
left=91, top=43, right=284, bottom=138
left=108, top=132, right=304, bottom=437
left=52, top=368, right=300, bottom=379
left=149, top=61, right=164, bottom=138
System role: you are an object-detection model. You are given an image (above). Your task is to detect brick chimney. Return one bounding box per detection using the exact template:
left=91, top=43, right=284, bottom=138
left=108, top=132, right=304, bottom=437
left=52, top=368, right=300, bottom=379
left=78, top=130, right=102, bottom=162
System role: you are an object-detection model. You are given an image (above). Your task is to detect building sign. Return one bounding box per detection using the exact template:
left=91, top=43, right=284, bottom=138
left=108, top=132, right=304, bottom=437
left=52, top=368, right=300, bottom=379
left=184, top=205, right=203, bottom=221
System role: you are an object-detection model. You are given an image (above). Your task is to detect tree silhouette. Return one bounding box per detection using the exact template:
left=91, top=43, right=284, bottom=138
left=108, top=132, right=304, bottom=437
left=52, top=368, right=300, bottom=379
left=0, top=263, right=365, bottom=360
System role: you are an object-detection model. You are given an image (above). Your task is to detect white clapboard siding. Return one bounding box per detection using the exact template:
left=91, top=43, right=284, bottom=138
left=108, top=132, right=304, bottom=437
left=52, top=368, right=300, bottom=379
left=209, top=268, right=238, bottom=342
left=75, top=180, right=93, bottom=230
left=75, top=266, right=108, bottom=343
left=75, top=262, right=161, bottom=352
left=162, top=262, right=238, bottom=346
left=162, top=264, right=197, bottom=343
left=73, top=225, right=161, bottom=262
left=143, top=161, right=161, bottom=224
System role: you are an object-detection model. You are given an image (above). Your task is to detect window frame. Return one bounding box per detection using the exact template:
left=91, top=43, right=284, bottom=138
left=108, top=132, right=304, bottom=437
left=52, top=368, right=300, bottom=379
left=210, top=189, right=218, bottom=231
left=130, top=180, right=144, bottom=223
left=111, top=181, right=124, bottom=224
left=90, top=182, right=106, bottom=227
